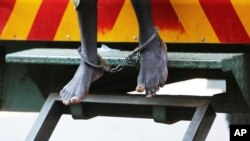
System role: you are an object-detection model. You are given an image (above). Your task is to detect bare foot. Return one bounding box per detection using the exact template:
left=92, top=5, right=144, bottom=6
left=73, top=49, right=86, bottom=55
left=60, top=60, right=103, bottom=105
left=136, top=35, right=168, bottom=97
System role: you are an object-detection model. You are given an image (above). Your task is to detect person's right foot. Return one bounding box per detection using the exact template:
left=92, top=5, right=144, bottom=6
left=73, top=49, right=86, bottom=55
left=60, top=59, right=104, bottom=105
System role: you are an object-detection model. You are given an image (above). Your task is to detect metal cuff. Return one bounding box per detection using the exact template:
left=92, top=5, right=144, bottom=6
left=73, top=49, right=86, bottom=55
left=78, top=47, right=111, bottom=72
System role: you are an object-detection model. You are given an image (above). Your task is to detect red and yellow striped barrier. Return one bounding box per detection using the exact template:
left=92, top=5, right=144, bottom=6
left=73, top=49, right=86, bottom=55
left=1, top=0, right=250, bottom=43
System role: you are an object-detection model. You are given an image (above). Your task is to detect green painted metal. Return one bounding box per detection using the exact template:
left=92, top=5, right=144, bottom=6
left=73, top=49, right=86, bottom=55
left=5, top=48, right=250, bottom=112
left=0, top=48, right=5, bottom=108
left=2, top=64, right=44, bottom=111
left=27, top=93, right=215, bottom=141
left=4, top=47, right=250, bottom=140
left=5, top=48, right=242, bottom=70
left=153, top=106, right=168, bottom=123
left=222, top=54, right=250, bottom=109
left=70, top=104, right=89, bottom=119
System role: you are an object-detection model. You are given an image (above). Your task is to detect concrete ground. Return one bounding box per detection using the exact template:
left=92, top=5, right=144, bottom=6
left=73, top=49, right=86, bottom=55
left=0, top=79, right=230, bottom=141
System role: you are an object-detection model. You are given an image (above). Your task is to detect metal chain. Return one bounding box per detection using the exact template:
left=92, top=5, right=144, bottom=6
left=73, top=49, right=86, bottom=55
left=78, top=48, right=110, bottom=72
left=78, top=28, right=159, bottom=73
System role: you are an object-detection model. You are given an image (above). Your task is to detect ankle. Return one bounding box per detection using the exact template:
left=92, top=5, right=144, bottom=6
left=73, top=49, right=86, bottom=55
left=78, top=49, right=99, bottom=64
left=139, top=28, right=158, bottom=44
left=83, top=55, right=100, bottom=66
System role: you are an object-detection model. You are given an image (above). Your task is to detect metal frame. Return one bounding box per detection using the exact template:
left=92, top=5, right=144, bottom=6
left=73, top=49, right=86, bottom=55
left=5, top=48, right=250, bottom=141
left=26, top=93, right=215, bottom=141
left=0, top=47, right=5, bottom=107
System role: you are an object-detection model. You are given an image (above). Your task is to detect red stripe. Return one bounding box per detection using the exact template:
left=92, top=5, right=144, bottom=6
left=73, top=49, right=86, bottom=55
left=151, top=0, right=185, bottom=33
left=0, top=0, right=16, bottom=35
left=28, top=0, right=69, bottom=40
left=98, top=0, right=125, bottom=34
left=200, top=0, right=250, bottom=43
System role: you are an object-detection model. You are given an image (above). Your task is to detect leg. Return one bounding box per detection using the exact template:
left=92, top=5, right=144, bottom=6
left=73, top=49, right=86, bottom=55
left=131, top=0, right=168, bottom=97
left=60, top=0, right=103, bottom=105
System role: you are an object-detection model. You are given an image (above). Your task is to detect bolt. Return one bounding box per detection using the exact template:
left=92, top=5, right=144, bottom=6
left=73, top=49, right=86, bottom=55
left=66, top=34, right=71, bottom=39
left=200, top=37, right=205, bottom=42
left=133, top=36, right=138, bottom=40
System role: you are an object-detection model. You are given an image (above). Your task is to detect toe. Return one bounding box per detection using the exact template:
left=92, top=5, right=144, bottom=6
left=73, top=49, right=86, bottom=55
left=154, top=79, right=160, bottom=93
left=59, top=89, right=64, bottom=97
left=146, top=94, right=152, bottom=98
left=151, top=92, right=156, bottom=97
left=70, top=96, right=82, bottom=104
left=136, top=70, right=145, bottom=92
left=63, top=100, right=70, bottom=105
left=145, top=82, right=152, bottom=98
left=60, top=89, right=69, bottom=101
left=136, top=84, right=145, bottom=92
left=150, top=80, right=157, bottom=96
left=60, top=89, right=66, bottom=98
left=150, top=87, right=156, bottom=96
left=156, top=87, right=160, bottom=92
left=159, top=79, right=166, bottom=87
left=65, top=90, right=75, bottom=100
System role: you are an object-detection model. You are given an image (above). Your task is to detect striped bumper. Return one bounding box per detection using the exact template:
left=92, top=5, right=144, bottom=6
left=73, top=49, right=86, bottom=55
left=0, top=0, right=250, bottom=43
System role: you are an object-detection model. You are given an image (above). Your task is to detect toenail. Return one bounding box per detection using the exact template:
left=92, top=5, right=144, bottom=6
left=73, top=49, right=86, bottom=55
left=70, top=97, right=82, bottom=104
left=136, top=85, right=145, bottom=92
left=63, top=100, right=70, bottom=105
left=146, top=94, right=152, bottom=98
left=151, top=93, right=156, bottom=96
left=156, top=88, right=159, bottom=92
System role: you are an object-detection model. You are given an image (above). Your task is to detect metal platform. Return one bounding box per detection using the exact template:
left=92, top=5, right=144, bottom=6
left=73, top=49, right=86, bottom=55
left=6, top=48, right=242, bottom=69
left=6, top=48, right=250, bottom=112
left=5, top=48, right=250, bottom=141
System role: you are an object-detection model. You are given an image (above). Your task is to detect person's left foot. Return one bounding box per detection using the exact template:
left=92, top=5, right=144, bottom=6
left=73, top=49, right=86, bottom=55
left=136, top=35, right=168, bottom=97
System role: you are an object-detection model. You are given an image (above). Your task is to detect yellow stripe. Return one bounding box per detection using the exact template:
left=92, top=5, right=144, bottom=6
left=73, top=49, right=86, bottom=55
left=170, top=0, right=219, bottom=43
left=231, top=0, right=250, bottom=37
left=98, top=0, right=138, bottom=42
left=54, top=2, right=80, bottom=41
left=1, top=0, right=42, bottom=40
